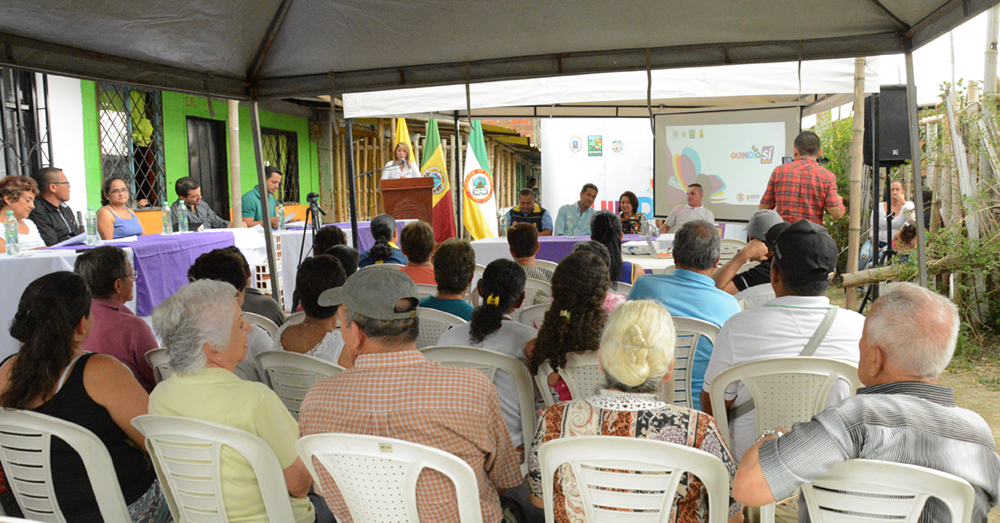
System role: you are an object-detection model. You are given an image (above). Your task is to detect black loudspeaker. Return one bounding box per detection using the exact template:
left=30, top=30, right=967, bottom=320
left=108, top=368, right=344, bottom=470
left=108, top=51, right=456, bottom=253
left=863, top=85, right=911, bottom=166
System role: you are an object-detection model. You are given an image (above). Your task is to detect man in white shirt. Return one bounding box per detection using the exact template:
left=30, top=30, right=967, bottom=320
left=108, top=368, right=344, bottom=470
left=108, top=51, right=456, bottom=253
left=659, top=183, right=714, bottom=233
left=701, top=220, right=864, bottom=461
left=554, top=183, right=598, bottom=236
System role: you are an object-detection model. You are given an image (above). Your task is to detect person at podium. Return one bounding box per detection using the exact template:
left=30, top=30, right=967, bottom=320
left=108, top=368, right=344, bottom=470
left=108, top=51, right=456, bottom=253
left=382, top=143, right=421, bottom=179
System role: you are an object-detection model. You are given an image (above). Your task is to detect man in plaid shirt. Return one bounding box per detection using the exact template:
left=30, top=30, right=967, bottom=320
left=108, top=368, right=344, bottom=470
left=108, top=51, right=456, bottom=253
left=760, top=131, right=845, bottom=225
left=299, top=266, right=530, bottom=523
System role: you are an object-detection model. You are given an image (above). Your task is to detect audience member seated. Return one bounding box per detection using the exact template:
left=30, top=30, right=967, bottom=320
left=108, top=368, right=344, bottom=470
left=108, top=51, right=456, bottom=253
left=713, top=210, right=785, bottom=294
left=398, top=220, right=436, bottom=284
left=571, top=241, right=625, bottom=312
left=439, top=259, right=536, bottom=451
left=658, top=183, right=715, bottom=233
left=860, top=180, right=914, bottom=269
left=97, top=176, right=146, bottom=240
left=628, top=220, right=742, bottom=410
left=223, top=246, right=284, bottom=327
left=0, top=174, right=44, bottom=251
left=300, top=267, right=524, bottom=523
left=187, top=249, right=273, bottom=383
left=527, top=300, right=743, bottom=523
left=504, top=188, right=553, bottom=235
left=170, top=177, right=231, bottom=231
left=893, top=220, right=918, bottom=251
left=734, top=283, right=1000, bottom=523
left=420, top=238, right=476, bottom=320
left=273, top=255, right=349, bottom=367
left=74, top=246, right=158, bottom=393
left=526, top=251, right=609, bottom=402
left=702, top=220, right=864, bottom=461
left=312, top=225, right=347, bottom=257
left=325, top=244, right=359, bottom=278
left=508, top=222, right=554, bottom=284
left=149, top=280, right=332, bottom=523
left=357, top=213, right=405, bottom=267
left=591, top=209, right=644, bottom=284
left=0, top=272, right=168, bottom=523
left=29, top=166, right=83, bottom=246
left=618, top=190, right=648, bottom=234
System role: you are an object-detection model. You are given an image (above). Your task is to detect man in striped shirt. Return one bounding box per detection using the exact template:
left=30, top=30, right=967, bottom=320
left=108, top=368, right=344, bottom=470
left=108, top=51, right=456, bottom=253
left=733, top=283, right=1000, bottom=522
left=759, top=131, right=845, bottom=224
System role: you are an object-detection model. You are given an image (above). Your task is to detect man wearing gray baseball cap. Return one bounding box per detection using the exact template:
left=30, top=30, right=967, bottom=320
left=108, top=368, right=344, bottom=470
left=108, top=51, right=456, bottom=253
left=712, top=209, right=786, bottom=295
left=297, top=266, right=524, bottom=523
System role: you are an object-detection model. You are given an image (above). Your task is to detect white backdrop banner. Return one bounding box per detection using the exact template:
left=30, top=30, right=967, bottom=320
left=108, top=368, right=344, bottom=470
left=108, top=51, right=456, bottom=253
left=540, top=119, right=654, bottom=217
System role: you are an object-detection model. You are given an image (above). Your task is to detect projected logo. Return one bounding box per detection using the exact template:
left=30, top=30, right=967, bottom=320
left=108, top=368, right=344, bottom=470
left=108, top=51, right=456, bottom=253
left=464, top=169, right=494, bottom=204
left=668, top=147, right=727, bottom=205
left=731, top=145, right=775, bottom=164
left=737, top=193, right=745, bottom=202
left=569, top=136, right=583, bottom=153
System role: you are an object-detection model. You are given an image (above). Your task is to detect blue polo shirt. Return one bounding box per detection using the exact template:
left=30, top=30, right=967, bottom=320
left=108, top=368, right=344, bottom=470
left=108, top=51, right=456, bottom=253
left=626, top=269, right=741, bottom=410
left=241, top=186, right=277, bottom=222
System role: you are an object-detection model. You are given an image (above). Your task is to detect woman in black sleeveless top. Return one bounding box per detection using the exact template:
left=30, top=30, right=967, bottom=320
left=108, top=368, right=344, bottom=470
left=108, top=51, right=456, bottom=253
left=0, top=272, right=170, bottom=522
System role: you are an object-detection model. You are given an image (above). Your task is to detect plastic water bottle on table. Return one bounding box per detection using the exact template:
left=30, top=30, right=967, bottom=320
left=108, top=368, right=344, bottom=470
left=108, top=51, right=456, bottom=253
left=161, top=204, right=172, bottom=235
left=277, top=204, right=286, bottom=231
left=566, top=214, right=575, bottom=239
left=179, top=207, right=189, bottom=233
left=85, top=207, right=99, bottom=246
left=5, top=210, right=18, bottom=255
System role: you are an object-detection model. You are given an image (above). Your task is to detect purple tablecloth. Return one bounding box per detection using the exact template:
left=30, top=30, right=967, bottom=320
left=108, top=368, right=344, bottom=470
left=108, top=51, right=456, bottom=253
left=331, top=220, right=407, bottom=253
left=536, top=234, right=651, bottom=263
left=54, top=232, right=235, bottom=316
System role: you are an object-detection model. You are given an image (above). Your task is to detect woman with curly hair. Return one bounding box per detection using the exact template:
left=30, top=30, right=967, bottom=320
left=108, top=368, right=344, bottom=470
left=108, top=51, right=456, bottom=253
left=0, top=174, right=44, bottom=251
left=526, top=250, right=609, bottom=402
left=618, top=190, right=647, bottom=234
left=439, top=259, right=536, bottom=449
left=590, top=209, right=644, bottom=286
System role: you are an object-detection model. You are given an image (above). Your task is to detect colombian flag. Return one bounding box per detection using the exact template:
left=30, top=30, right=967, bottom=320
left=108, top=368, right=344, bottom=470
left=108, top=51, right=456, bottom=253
left=421, top=120, right=456, bottom=243
left=461, top=121, right=497, bottom=240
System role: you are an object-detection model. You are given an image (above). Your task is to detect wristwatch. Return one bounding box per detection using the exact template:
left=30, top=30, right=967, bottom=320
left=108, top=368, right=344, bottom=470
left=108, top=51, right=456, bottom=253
left=756, top=429, right=784, bottom=443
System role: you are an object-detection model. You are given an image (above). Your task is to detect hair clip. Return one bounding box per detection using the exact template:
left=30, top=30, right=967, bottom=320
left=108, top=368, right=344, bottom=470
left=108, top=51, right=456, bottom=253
left=560, top=309, right=571, bottom=320
left=486, top=294, right=500, bottom=306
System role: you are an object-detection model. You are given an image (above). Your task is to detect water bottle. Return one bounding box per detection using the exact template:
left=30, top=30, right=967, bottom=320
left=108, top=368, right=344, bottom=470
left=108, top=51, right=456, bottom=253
left=85, top=207, right=99, bottom=246
left=566, top=214, right=576, bottom=239
left=179, top=206, right=189, bottom=233
left=161, top=204, right=172, bottom=235
left=5, top=211, right=18, bottom=255
left=277, top=204, right=286, bottom=231
left=499, top=214, right=509, bottom=237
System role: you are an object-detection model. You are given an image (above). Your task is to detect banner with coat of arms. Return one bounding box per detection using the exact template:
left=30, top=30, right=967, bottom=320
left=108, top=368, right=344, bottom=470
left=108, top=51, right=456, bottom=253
left=461, top=120, right=497, bottom=240
left=421, top=119, right=456, bottom=243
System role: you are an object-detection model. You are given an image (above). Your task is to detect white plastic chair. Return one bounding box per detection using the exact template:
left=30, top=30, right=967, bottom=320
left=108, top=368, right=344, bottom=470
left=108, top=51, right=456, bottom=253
left=243, top=311, right=279, bottom=337
left=468, top=287, right=481, bottom=307
left=414, top=283, right=438, bottom=298
left=513, top=279, right=553, bottom=321
left=800, top=459, right=975, bottom=523
left=415, top=307, right=467, bottom=349
left=534, top=259, right=559, bottom=273
left=131, top=415, right=298, bottom=523
left=296, top=434, right=484, bottom=523
left=614, top=281, right=633, bottom=296
left=474, top=264, right=487, bottom=277
left=0, top=410, right=133, bottom=523
left=671, top=317, right=720, bottom=409
left=655, top=264, right=676, bottom=275
left=143, top=347, right=172, bottom=383
left=518, top=303, right=549, bottom=330
left=719, top=239, right=747, bottom=250
left=0, top=517, right=36, bottom=522
left=539, top=436, right=730, bottom=523
left=255, top=351, right=345, bottom=420
left=733, top=283, right=775, bottom=310
left=285, top=311, right=306, bottom=325
left=362, top=262, right=404, bottom=269
left=534, top=351, right=604, bottom=407
left=420, top=346, right=536, bottom=473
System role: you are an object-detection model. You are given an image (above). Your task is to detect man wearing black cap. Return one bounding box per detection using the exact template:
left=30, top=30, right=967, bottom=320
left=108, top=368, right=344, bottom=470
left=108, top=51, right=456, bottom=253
left=713, top=209, right=786, bottom=294
left=701, top=220, right=864, bottom=462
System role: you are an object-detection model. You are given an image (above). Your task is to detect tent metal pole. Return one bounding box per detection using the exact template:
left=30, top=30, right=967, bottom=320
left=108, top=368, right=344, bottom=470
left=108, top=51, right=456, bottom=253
left=344, top=118, right=360, bottom=248
left=905, top=52, right=928, bottom=287
left=249, top=100, right=282, bottom=307
left=454, top=110, right=463, bottom=237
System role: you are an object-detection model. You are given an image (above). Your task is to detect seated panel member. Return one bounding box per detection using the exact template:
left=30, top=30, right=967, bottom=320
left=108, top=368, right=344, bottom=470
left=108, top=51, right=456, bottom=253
left=170, top=177, right=231, bottom=231
left=29, top=166, right=84, bottom=246
left=505, top=189, right=552, bottom=235
left=554, top=183, right=598, bottom=236
left=658, top=183, right=714, bottom=233
left=241, top=166, right=281, bottom=229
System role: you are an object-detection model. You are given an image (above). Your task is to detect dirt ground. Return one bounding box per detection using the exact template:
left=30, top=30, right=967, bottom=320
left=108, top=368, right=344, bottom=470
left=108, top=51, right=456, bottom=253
left=937, top=371, right=1000, bottom=522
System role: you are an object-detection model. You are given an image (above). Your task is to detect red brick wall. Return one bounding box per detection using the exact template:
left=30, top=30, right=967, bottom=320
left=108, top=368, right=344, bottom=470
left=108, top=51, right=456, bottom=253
left=482, top=118, right=535, bottom=141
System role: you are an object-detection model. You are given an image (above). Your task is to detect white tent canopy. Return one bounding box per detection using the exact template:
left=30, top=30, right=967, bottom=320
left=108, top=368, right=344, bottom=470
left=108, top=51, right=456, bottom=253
left=0, top=1, right=994, bottom=99
left=343, top=58, right=882, bottom=119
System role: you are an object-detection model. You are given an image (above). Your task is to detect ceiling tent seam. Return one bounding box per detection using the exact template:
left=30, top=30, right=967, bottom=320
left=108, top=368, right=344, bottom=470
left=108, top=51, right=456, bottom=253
left=907, top=0, right=968, bottom=37
left=867, top=0, right=913, bottom=30
left=247, top=0, right=296, bottom=81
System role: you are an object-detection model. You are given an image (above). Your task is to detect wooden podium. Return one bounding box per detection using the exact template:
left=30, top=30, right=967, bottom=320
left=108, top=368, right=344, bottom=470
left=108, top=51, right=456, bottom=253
left=381, top=177, right=434, bottom=224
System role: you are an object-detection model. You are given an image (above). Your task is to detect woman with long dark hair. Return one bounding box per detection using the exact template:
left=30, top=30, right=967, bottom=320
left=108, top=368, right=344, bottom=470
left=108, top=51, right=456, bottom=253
left=439, top=259, right=536, bottom=449
left=526, top=251, right=609, bottom=402
left=591, top=209, right=644, bottom=285
left=358, top=213, right=406, bottom=267
left=0, top=272, right=169, bottom=522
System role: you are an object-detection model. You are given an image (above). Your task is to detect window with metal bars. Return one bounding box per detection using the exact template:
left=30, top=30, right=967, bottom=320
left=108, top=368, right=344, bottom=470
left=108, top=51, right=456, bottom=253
left=97, top=83, right=165, bottom=207
left=261, top=127, right=299, bottom=203
left=0, top=68, right=52, bottom=179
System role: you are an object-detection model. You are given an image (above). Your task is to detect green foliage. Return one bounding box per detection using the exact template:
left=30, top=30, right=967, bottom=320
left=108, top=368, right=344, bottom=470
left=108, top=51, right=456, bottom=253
left=816, top=115, right=855, bottom=272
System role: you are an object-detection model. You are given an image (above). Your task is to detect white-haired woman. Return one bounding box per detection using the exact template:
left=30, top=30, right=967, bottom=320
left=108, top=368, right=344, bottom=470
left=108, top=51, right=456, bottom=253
left=148, top=280, right=334, bottom=523
left=526, top=300, right=744, bottom=523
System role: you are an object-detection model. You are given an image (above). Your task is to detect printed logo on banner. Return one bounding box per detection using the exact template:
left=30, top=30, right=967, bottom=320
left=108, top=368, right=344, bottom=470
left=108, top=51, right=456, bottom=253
left=671, top=130, right=680, bottom=138
left=569, top=136, right=583, bottom=153
left=426, top=166, right=447, bottom=195
left=688, top=129, right=695, bottom=138
left=610, top=139, right=627, bottom=156
left=588, top=135, right=602, bottom=156
left=464, top=169, right=494, bottom=204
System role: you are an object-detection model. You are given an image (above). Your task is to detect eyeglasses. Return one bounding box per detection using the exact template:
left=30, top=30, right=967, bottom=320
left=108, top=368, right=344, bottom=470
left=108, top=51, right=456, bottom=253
left=121, top=271, right=138, bottom=281
left=51, top=181, right=71, bottom=186
left=108, top=188, right=129, bottom=195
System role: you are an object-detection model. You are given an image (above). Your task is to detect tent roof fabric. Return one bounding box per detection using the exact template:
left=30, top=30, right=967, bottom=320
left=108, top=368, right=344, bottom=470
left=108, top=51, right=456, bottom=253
left=0, top=0, right=997, bottom=99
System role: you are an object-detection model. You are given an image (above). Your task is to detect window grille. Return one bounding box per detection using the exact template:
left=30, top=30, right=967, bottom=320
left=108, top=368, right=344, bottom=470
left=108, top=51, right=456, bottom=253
left=0, top=68, right=52, bottom=179
left=261, top=127, right=299, bottom=203
left=97, top=83, right=165, bottom=207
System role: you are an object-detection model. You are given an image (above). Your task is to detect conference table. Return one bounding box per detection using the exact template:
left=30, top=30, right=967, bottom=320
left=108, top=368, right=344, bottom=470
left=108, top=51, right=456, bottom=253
left=470, top=234, right=677, bottom=273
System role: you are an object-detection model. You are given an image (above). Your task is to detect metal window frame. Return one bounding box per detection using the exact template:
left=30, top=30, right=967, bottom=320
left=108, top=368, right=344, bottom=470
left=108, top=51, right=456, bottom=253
left=0, top=67, right=52, bottom=178
left=95, top=82, right=166, bottom=206
left=260, top=126, right=299, bottom=203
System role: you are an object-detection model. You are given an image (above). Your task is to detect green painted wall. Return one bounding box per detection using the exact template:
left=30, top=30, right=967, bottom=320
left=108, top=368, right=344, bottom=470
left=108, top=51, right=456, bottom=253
left=80, top=81, right=318, bottom=210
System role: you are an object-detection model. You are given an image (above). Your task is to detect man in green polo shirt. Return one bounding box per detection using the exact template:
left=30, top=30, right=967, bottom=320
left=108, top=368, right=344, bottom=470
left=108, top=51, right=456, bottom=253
left=241, top=166, right=281, bottom=228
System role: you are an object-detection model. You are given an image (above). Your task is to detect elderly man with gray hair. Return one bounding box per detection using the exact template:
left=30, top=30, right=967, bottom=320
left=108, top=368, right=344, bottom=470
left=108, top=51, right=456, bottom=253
left=734, top=283, right=1000, bottom=523
left=627, top=219, right=742, bottom=410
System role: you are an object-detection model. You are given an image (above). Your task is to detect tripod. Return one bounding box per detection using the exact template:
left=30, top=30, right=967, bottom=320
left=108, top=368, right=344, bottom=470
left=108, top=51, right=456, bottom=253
left=297, top=193, right=328, bottom=270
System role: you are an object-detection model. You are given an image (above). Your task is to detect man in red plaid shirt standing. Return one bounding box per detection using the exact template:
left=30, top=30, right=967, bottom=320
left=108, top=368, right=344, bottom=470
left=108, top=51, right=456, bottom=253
left=759, top=131, right=846, bottom=225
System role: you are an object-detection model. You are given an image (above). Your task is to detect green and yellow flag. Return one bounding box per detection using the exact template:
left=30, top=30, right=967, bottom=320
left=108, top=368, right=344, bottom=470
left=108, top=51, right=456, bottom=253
left=461, top=121, right=497, bottom=240
left=421, top=119, right=456, bottom=243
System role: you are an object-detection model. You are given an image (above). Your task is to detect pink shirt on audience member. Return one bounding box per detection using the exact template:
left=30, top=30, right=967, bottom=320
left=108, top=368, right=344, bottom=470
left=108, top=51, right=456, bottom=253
left=80, top=299, right=158, bottom=392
